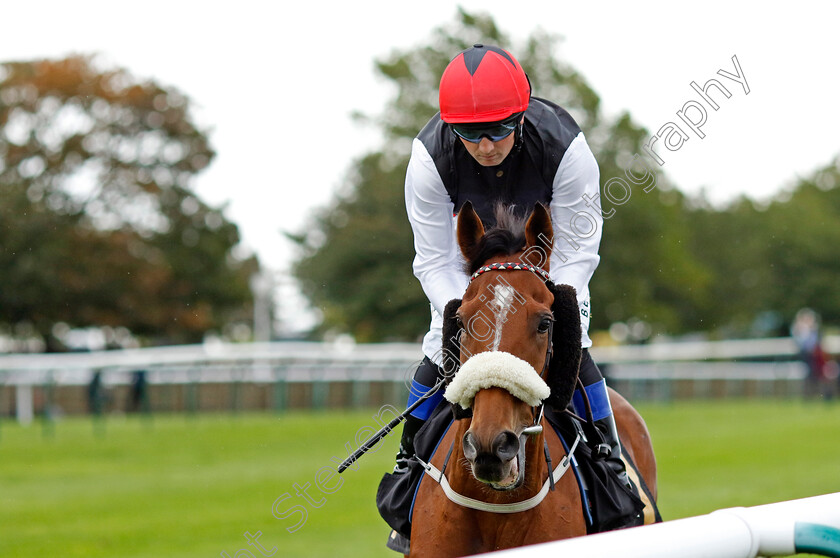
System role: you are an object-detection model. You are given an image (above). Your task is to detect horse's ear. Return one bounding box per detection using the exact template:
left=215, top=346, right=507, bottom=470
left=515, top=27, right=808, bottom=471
left=457, top=201, right=485, bottom=264
left=441, top=298, right=472, bottom=420
left=523, top=202, right=554, bottom=270
left=546, top=283, right=582, bottom=411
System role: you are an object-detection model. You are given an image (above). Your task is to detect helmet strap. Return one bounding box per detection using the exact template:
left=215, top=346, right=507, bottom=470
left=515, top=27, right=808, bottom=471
left=512, top=120, right=525, bottom=155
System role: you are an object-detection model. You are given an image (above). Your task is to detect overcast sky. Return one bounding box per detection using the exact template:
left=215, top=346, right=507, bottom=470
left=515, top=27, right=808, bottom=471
left=4, top=2, right=839, bottom=334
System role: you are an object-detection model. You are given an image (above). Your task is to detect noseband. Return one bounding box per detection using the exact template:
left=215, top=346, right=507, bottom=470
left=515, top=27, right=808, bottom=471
left=415, top=261, right=582, bottom=513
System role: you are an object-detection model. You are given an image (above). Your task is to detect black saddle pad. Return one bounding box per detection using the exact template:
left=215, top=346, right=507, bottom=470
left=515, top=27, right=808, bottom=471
left=375, top=399, right=454, bottom=539
left=544, top=407, right=662, bottom=532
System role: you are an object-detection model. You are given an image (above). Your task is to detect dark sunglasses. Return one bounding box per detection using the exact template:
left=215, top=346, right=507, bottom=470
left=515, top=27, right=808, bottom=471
left=450, top=114, right=522, bottom=143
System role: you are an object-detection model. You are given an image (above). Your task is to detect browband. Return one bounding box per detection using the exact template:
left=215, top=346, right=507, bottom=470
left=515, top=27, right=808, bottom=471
left=470, top=262, right=551, bottom=284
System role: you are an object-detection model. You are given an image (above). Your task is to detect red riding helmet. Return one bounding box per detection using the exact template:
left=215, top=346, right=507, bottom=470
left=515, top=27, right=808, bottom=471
left=439, top=44, right=531, bottom=124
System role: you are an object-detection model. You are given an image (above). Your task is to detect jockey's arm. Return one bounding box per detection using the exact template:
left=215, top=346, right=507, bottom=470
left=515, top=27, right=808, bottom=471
left=404, top=137, right=469, bottom=317
left=548, top=132, right=603, bottom=349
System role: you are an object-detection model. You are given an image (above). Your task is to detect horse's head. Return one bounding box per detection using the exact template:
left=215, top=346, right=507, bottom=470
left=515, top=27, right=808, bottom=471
left=442, top=202, right=582, bottom=490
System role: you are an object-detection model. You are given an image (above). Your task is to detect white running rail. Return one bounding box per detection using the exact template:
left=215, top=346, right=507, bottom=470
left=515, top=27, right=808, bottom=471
left=483, top=492, right=840, bottom=557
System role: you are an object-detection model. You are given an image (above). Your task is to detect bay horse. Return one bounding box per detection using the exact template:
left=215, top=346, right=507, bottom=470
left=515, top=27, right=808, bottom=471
left=408, top=202, right=658, bottom=557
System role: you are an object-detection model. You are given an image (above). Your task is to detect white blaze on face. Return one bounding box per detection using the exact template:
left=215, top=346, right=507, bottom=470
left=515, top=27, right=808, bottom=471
left=491, top=284, right=516, bottom=351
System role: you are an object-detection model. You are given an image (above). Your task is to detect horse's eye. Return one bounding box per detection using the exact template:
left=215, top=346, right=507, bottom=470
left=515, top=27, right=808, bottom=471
left=537, top=317, right=552, bottom=334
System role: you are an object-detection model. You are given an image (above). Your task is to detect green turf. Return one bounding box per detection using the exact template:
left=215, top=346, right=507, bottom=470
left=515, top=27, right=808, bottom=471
left=0, top=398, right=838, bottom=557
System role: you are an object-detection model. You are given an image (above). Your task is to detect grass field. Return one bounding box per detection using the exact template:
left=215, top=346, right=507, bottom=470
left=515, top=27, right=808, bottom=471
left=1, top=398, right=839, bottom=557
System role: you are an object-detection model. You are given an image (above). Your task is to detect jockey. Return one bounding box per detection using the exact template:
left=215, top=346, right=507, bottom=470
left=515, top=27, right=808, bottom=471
left=397, top=44, right=631, bottom=492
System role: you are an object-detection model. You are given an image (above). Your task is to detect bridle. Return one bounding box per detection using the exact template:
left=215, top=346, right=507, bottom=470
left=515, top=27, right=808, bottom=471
left=468, top=261, right=555, bottom=423
left=469, top=261, right=552, bottom=282
left=415, top=261, right=582, bottom=513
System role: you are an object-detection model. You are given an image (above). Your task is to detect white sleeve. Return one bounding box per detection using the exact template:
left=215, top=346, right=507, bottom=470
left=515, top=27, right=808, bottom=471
left=549, top=132, right=602, bottom=346
left=405, top=138, right=470, bottom=316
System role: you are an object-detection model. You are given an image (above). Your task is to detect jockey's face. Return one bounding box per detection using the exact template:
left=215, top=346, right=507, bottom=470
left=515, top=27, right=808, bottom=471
left=460, top=134, right=515, bottom=167
left=458, top=115, right=523, bottom=167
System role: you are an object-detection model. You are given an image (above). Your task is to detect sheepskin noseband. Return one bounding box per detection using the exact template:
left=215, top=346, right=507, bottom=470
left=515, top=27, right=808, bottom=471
left=444, top=351, right=550, bottom=410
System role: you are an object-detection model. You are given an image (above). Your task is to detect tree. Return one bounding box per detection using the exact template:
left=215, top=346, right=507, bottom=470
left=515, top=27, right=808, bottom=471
left=587, top=112, right=714, bottom=336
left=292, top=9, right=716, bottom=342
left=761, top=165, right=840, bottom=326
left=0, top=55, right=258, bottom=347
left=291, top=152, right=422, bottom=342
left=669, top=156, right=840, bottom=339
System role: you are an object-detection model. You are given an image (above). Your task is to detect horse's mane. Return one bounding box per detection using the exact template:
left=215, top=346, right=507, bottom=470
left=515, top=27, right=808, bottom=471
left=464, top=204, right=528, bottom=275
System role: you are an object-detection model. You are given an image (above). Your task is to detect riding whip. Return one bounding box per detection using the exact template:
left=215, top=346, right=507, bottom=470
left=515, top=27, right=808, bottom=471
left=337, top=378, right=446, bottom=474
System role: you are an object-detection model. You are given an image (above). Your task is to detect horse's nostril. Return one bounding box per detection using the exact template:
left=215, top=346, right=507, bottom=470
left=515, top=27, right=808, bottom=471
left=493, top=431, right=519, bottom=462
left=463, top=431, right=478, bottom=461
